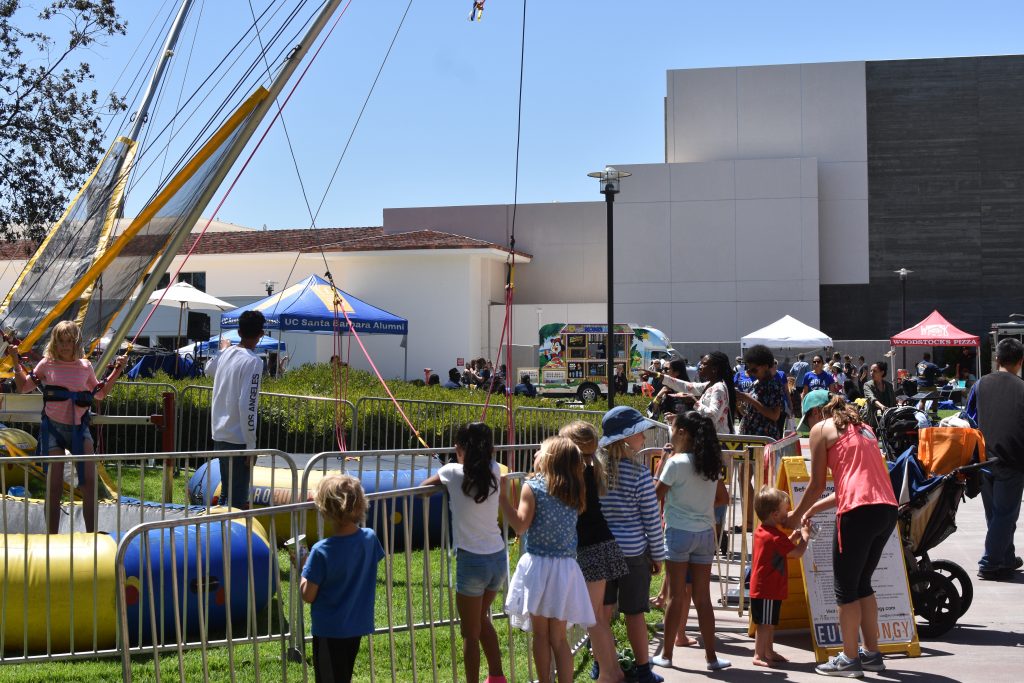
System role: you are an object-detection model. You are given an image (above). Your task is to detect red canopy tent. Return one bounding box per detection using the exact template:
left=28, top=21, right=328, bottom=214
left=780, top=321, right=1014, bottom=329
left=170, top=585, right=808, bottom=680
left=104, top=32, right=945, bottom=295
left=890, top=310, right=980, bottom=378
left=890, top=310, right=979, bottom=347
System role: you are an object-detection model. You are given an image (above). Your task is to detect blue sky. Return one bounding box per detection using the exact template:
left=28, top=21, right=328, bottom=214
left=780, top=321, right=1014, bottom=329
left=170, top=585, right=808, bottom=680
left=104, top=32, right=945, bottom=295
left=70, top=0, right=1024, bottom=230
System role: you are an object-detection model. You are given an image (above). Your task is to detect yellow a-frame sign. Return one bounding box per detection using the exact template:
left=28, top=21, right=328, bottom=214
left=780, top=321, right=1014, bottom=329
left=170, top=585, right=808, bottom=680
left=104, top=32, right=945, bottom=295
left=778, top=456, right=921, bottom=662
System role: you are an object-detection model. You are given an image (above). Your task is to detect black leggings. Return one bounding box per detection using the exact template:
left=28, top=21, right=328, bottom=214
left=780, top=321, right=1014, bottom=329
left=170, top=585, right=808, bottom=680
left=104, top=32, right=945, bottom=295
left=313, top=635, right=361, bottom=683
left=833, top=504, right=898, bottom=605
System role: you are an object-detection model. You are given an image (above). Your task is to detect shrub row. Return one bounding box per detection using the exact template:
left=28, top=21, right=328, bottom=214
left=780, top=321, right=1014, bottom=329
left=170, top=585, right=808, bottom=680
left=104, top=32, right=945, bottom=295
left=101, top=364, right=649, bottom=453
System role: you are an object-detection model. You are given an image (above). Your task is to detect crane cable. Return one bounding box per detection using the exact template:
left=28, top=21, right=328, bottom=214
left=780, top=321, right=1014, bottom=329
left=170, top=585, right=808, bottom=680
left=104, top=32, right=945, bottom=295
left=479, top=0, right=527, bottom=462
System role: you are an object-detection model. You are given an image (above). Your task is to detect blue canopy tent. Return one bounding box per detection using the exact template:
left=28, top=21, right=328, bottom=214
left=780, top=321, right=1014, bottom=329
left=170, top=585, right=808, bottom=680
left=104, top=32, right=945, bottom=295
left=220, top=274, right=409, bottom=374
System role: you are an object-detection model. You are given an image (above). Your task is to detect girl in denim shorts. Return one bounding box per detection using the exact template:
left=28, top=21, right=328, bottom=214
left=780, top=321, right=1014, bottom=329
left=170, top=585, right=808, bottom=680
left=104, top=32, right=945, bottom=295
left=422, top=423, right=507, bottom=683
left=652, top=411, right=731, bottom=672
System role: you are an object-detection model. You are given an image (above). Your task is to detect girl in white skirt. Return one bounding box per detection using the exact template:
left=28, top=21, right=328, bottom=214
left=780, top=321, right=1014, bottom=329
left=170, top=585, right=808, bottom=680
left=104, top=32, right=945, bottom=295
left=501, top=436, right=595, bottom=683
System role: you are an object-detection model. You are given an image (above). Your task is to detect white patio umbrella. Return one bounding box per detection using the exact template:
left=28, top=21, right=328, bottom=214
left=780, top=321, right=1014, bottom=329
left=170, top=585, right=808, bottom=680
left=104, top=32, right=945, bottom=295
left=146, top=281, right=234, bottom=370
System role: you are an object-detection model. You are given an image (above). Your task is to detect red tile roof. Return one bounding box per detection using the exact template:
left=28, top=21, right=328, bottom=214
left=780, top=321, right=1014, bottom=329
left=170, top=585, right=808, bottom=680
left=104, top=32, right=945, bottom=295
left=0, top=226, right=530, bottom=259
left=308, top=229, right=530, bottom=257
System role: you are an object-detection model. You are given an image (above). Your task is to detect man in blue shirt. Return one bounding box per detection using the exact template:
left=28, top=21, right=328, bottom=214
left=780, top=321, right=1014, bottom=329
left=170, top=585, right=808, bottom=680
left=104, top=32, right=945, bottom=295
left=916, top=352, right=949, bottom=391
left=789, top=354, right=810, bottom=390
left=442, top=368, right=462, bottom=389
left=514, top=373, right=537, bottom=397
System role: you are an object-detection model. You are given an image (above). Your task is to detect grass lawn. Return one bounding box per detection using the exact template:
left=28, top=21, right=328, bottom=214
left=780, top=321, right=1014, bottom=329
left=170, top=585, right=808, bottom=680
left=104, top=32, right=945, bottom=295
left=4, top=463, right=675, bottom=682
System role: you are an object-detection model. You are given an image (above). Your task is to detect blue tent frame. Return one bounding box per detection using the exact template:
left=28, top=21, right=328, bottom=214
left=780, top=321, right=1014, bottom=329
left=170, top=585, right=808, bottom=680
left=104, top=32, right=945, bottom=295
left=220, top=274, right=408, bottom=335
left=220, top=274, right=409, bottom=376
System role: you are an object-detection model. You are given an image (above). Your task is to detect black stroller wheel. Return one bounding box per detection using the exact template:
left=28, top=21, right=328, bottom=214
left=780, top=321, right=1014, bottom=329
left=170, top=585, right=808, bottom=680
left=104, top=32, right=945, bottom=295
left=930, top=559, right=973, bottom=617
left=909, top=569, right=962, bottom=638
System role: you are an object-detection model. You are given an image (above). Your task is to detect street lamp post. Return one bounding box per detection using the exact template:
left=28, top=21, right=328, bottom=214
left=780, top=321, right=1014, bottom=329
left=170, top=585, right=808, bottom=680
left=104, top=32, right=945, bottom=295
left=263, top=281, right=277, bottom=297
left=895, top=268, right=912, bottom=371
left=588, top=166, right=631, bottom=409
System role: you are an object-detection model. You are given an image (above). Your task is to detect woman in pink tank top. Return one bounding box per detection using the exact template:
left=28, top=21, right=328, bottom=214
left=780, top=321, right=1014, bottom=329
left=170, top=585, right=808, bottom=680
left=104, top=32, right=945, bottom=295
left=785, top=390, right=897, bottom=677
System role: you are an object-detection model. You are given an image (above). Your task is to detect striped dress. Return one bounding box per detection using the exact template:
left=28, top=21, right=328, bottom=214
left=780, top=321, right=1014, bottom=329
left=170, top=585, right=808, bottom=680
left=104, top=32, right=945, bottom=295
left=598, top=457, right=666, bottom=560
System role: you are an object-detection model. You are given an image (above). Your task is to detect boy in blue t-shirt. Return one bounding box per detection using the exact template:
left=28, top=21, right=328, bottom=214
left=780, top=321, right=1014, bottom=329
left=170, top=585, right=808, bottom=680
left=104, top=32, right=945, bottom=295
left=301, top=474, right=385, bottom=683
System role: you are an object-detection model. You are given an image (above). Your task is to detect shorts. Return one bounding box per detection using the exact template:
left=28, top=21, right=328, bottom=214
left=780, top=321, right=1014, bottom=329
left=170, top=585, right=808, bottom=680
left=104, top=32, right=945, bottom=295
left=663, top=526, right=716, bottom=565
left=603, top=554, right=653, bottom=614
left=833, top=503, right=898, bottom=605
left=577, top=539, right=629, bottom=583
left=43, top=419, right=93, bottom=452
left=312, top=635, right=361, bottom=683
left=456, top=549, right=507, bottom=597
left=750, top=598, right=782, bottom=626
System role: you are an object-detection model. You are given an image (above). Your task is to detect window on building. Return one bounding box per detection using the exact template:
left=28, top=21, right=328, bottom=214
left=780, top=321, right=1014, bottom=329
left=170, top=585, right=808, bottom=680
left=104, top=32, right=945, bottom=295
left=178, top=272, right=206, bottom=292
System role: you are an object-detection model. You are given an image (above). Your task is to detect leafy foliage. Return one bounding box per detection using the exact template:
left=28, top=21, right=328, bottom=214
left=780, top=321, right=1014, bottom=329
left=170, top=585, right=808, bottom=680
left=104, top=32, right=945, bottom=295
left=111, top=363, right=648, bottom=453
left=0, top=1, right=126, bottom=241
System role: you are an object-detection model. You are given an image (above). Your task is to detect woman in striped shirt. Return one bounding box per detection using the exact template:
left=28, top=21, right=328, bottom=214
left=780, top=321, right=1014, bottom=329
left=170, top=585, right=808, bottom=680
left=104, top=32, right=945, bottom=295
left=597, top=407, right=667, bottom=683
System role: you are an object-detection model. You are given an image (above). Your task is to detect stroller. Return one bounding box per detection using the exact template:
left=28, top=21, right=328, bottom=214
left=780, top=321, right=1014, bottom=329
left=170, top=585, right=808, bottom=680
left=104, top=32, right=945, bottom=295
left=878, top=405, right=929, bottom=461
left=888, top=435, right=986, bottom=638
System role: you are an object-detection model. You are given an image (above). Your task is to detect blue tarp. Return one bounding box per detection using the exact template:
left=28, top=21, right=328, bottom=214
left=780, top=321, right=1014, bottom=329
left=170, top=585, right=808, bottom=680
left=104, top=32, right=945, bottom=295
left=195, top=332, right=285, bottom=353
left=220, top=274, right=408, bottom=335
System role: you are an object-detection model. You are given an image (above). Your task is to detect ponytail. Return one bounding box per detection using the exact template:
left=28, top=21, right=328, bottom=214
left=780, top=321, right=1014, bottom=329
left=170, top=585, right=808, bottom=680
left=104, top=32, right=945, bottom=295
left=456, top=422, right=498, bottom=504
left=673, top=410, right=723, bottom=481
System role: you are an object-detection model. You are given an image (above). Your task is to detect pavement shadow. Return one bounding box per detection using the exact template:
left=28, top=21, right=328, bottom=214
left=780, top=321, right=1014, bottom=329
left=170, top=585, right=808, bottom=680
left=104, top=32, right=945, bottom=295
left=927, top=623, right=1024, bottom=648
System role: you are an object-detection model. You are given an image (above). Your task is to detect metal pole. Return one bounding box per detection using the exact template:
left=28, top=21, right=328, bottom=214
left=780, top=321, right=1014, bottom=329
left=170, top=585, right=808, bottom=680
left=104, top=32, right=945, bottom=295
left=128, top=0, right=196, bottom=143
left=606, top=192, right=615, bottom=410
left=900, top=273, right=907, bottom=371
left=98, top=0, right=349, bottom=370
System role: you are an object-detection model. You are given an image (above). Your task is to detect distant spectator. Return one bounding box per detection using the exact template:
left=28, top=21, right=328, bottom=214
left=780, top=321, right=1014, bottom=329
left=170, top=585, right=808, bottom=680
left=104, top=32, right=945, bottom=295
left=427, top=373, right=440, bottom=386
left=514, top=374, right=537, bottom=397
left=856, top=356, right=869, bottom=388
left=802, top=355, right=837, bottom=397
left=462, top=360, right=477, bottom=387
left=736, top=345, right=784, bottom=439
left=916, top=352, right=948, bottom=391
left=862, top=361, right=896, bottom=431
left=443, top=368, right=462, bottom=389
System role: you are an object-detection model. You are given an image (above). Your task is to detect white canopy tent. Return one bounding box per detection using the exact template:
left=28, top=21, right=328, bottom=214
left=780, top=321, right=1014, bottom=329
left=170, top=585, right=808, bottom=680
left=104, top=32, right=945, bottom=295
left=740, top=315, right=833, bottom=351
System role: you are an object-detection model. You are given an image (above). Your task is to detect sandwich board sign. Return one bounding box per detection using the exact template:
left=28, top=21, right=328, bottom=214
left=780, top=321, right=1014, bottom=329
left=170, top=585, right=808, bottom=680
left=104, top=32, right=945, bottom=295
left=779, top=456, right=920, bottom=662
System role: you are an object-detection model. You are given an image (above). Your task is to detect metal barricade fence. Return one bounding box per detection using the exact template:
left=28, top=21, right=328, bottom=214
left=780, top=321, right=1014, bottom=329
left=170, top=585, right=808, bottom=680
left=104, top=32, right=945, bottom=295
left=116, top=478, right=546, bottom=683
left=0, top=384, right=172, bottom=458
left=177, top=385, right=356, bottom=455
left=0, top=449, right=295, bottom=663
left=354, top=397, right=508, bottom=450
left=97, top=382, right=178, bottom=455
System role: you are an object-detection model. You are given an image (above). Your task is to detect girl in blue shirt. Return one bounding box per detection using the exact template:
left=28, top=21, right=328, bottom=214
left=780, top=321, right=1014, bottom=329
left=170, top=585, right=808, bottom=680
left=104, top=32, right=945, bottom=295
left=301, top=474, right=385, bottom=683
left=501, top=436, right=595, bottom=683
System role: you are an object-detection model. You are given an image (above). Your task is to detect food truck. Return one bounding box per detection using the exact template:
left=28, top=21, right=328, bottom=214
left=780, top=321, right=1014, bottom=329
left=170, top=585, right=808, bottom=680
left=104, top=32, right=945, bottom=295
left=532, top=323, right=676, bottom=402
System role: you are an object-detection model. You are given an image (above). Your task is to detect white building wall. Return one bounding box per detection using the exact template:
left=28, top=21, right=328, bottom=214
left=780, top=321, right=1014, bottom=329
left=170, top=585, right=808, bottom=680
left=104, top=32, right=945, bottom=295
left=665, top=61, right=868, bottom=285
left=388, top=156, right=820, bottom=344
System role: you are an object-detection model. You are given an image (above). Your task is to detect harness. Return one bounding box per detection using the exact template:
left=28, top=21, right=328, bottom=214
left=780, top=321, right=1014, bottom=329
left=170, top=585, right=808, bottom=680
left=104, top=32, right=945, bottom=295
left=29, top=367, right=108, bottom=457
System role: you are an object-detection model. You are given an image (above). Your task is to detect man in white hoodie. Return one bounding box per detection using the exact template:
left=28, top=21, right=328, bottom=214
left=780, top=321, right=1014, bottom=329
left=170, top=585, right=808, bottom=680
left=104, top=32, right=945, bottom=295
left=206, top=310, right=266, bottom=509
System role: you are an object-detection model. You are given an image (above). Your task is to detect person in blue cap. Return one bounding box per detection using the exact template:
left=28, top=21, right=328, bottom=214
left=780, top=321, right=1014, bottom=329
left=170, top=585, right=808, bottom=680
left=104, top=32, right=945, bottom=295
left=596, top=406, right=666, bottom=683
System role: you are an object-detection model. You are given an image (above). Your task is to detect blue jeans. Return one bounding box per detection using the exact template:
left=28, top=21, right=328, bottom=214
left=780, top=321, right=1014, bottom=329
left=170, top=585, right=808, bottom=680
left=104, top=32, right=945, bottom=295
left=214, top=440, right=251, bottom=509
left=979, top=466, right=1024, bottom=571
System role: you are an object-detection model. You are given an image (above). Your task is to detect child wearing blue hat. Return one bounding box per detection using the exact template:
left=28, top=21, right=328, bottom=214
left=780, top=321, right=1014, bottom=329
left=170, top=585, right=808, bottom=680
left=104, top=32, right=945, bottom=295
left=596, top=406, right=666, bottom=683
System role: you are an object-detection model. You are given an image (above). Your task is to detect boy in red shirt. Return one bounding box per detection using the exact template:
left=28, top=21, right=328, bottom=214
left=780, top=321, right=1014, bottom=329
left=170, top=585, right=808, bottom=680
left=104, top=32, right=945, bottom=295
left=750, top=486, right=810, bottom=667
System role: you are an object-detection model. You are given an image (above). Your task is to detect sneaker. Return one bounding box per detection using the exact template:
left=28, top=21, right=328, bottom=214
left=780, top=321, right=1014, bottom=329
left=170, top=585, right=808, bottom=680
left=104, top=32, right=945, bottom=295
left=815, top=654, right=864, bottom=678
left=590, top=659, right=600, bottom=680
left=978, top=567, right=1014, bottom=581
left=706, top=657, right=732, bottom=671
left=858, top=649, right=885, bottom=672
left=634, top=663, right=664, bottom=683
left=1012, top=556, right=1023, bottom=570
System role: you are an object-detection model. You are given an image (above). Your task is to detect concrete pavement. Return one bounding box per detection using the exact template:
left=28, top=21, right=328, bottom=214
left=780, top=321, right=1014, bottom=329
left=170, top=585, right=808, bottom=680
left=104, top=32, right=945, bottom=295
left=645, top=491, right=1024, bottom=682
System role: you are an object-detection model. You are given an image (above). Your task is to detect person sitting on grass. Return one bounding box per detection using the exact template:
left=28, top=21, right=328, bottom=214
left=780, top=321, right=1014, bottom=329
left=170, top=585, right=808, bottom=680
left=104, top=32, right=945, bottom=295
left=750, top=486, right=810, bottom=668
left=300, top=474, right=385, bottom=683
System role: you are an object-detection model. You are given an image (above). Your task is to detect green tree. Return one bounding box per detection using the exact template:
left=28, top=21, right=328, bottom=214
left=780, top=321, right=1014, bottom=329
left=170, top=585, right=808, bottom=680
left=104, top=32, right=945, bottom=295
left=0, top=0, right=126, bottom=242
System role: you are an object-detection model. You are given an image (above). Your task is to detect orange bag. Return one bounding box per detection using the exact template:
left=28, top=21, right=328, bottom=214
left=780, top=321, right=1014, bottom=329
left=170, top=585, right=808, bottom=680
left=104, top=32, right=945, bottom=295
left=917, top=427, right=985, bottom=476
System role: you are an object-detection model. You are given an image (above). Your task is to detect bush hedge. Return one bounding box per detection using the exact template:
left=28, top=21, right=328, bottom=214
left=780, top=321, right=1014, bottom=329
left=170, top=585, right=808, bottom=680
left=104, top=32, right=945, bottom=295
left=104, top=363, right=649, bottom=453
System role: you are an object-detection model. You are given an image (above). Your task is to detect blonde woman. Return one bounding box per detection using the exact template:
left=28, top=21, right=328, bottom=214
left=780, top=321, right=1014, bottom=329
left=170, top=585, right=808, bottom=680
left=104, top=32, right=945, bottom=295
left=8, top=320, right=127, bottom=533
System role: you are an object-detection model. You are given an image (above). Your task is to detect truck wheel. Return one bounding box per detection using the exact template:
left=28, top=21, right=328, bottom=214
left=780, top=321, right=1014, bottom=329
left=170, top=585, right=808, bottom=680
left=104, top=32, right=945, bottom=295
left=577, top=383, right=600, bottom=403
